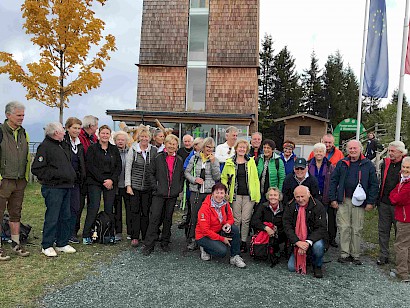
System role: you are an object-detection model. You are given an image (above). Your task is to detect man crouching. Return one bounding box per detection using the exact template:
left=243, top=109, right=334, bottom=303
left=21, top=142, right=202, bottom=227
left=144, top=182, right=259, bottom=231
left=32, top=122, right=77, bottom=257
left=283, top=185, right=327, bottom=278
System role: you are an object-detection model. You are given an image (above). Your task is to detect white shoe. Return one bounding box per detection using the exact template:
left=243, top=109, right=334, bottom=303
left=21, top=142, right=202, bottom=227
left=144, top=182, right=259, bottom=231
left=200, top=246, right=211, bottom=261
left=42, top=247, right=57, bottom=257
left=55, top=245, right=76, bottom=254
left=230, top=255, right=246, bottom=268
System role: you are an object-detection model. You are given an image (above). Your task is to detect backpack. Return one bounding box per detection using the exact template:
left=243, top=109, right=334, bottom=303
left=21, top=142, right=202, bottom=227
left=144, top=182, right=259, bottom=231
left=92, top=211, right=115, bottom=244
left=1, top=213, right=32, bottom=244
left=249, top=222, right=279, bottom=266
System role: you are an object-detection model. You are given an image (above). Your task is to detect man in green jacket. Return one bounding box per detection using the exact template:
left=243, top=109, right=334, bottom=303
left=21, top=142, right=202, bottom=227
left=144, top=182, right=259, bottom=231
left=0, top=101, right=31, bottom=261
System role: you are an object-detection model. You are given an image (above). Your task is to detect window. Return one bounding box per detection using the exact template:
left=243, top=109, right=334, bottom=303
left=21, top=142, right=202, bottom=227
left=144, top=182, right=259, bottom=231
left=299, top=126, right=311, bottom=135
left=190, top=0, right=209, bottom=8
left=186, top=67, right=206, bottom=111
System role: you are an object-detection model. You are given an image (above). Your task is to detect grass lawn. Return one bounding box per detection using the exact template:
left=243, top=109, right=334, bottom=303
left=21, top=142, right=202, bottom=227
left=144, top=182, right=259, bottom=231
left=0, top=183, right=393, bottom=307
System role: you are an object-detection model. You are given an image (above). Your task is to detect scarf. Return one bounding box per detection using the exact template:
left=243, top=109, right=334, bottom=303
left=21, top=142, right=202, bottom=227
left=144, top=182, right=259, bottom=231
left=294, top=202, right=308, bottom=275
left=210, top=196, right=227, bottom=223
left=260, top=158, right=269, bottom=194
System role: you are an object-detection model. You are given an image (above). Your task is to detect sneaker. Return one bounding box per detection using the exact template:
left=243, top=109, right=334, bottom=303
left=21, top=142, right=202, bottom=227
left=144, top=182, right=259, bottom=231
left=83, top=237, right=93, bottom=245
left=55, top=245, right=76, bottom=253
left=337, top=256, right=353, bottom=264
left=178, top=220, right=189, bottom=229
left=131, top=239, right=139, bottom=247
left=230, top=255, right=246, bottom=268
left=352, top=258, right=363, bottom=265
left=329, top=239, right=339, bottom=248
left=42, top=247, right=57, bottom=257
left=376, top=257, right=389, bottom=266
left=0, top=247, right=10, bottom=261
left=161, top=243, right=171, bottom=252
left=12, top=244, right=30, bottom=257
left=142, top=245, right=154, bottom=256
left=313, top=266, right=323, bottom=278
left=126, top=235, right=132, bottom=240
left=115, top=233, right=122, bottom=242
left=200, top=246, right=211, bottom=261
left=69, top=236, right=80, bottom=244
left=187, top=239, right=198, bottom=251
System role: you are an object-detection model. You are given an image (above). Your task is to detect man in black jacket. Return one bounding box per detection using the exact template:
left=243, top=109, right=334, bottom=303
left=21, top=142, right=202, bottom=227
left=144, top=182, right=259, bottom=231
left=282, top=158, right=319, bottom=205
left=142, top=134, right=184, bottom=255
left=283, top=185, right=327, bottom=278
left=32, top=122, right=77, bottom=257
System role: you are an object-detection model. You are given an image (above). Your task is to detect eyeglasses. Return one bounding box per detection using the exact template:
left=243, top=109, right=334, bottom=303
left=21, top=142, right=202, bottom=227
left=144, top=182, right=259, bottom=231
left=294, top=167, right=305, bottom=171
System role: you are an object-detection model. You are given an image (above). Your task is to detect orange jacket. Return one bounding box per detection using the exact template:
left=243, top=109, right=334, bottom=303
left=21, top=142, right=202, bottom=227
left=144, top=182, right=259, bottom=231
left=308, top=147, right=344, bottom=166
left=195, top=194, right=235, bottom=242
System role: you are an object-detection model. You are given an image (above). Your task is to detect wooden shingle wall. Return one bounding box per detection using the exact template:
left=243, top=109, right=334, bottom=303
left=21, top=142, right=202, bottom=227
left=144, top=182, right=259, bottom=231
left=208, top=0, right=259, bottom=66
left=137, top=66, right=187, bottom=111
left=139, top=0, right=189, bottom=65
left=206, top=67, right=258, bottom=114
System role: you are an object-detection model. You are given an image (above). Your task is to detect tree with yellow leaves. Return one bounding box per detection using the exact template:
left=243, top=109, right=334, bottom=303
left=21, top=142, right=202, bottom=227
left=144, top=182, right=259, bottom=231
left=0, top=0, right=116, bottom=123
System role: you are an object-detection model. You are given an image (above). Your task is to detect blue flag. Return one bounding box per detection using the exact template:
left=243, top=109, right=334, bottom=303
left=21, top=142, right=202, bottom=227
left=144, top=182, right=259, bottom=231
left=363, top=0, right=389, bottom=98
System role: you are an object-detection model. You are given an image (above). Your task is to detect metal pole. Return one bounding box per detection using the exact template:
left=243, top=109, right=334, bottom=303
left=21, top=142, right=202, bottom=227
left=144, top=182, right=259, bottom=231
left=356, top=0, right=371, bottom=140
left=395, top=0, right=410, bottom=141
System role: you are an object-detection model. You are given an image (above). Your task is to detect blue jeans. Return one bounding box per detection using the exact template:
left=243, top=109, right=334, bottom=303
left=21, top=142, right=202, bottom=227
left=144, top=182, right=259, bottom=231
left=197, top=224, right=241, bottom=257
left=41, top=186, right=71, bottom=249
left=288, top=239, right=325, bottom=271
left=82, top=184, right=116, bottom=238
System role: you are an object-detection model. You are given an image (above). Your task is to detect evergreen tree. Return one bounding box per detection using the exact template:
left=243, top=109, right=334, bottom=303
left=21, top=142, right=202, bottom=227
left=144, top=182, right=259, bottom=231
left=341, top=65, right=359, bottom=121
left=300, top=51, right=324, bottom=115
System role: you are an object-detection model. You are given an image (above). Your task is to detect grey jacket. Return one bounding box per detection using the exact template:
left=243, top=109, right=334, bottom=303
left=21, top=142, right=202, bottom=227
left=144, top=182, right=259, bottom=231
left=185, top=153, right=220, bottom=193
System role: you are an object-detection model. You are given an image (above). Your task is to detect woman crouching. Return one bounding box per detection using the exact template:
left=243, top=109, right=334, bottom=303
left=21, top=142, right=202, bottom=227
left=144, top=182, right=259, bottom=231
left=195, top=183, right=246, bottom=268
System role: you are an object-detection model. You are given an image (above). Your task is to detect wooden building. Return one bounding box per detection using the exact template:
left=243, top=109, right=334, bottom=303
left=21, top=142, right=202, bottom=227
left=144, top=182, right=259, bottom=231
left=274, top=113, right=330, bottom=158
left=107, top=0, right=259, bottom=144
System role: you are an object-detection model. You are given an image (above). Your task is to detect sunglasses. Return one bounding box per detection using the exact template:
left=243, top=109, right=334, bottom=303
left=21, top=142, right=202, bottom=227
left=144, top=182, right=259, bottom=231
left=295, top=167, right=305, bottom=170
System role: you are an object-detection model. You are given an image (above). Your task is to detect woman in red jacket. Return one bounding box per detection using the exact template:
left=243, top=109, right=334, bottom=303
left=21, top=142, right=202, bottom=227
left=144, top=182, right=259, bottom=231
left=196, top=183, right=246, bottom=268
left=390, top=156, right=410, bottom=282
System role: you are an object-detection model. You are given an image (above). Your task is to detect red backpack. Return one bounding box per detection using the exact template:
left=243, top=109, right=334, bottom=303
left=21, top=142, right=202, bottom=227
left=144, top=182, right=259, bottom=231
left=250, top=222, right=276, bottom=262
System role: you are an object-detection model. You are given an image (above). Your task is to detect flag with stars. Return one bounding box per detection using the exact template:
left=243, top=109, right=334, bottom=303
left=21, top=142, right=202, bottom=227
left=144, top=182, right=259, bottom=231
left=363, top=0, right=389, bottom=98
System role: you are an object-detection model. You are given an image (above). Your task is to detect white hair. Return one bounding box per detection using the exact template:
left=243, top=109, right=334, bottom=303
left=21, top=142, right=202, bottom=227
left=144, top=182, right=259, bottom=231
left=5, top=101, right=25, bottom=114
left=313, top=143, right=326, bottom=153
left=389, top=141, right=408, bottom=156
left=44, top=122, right=64, bottom=137
left=82, top=115, right=99, bottom=128
left=113, top=130, right=129, bottom=142
left=402, top=156, right=410, bottom=164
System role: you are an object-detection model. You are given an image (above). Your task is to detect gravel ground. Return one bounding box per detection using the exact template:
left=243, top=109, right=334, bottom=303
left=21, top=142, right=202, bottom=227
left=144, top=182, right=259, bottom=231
left=41, top=227, right=408, bottom=308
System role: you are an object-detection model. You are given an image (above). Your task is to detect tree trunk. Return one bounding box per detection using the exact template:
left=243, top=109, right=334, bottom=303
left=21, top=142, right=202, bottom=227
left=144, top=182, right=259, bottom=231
left=59, top=51, right=64, bottom=124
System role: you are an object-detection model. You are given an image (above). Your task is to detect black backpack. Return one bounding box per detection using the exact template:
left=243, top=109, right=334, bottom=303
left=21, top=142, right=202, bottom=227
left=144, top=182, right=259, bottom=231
left=92, top=211, right=115, bottom=244
left=1, top=213, right=32, bottom=244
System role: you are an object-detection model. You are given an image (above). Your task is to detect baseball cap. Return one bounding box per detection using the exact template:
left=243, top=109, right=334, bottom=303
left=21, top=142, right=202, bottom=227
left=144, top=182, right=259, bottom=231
left=294, top=158, right=307, bottom=168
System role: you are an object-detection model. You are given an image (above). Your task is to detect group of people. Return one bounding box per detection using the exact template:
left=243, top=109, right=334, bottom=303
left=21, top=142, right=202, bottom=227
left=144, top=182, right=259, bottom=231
left=1, top=102, right=410, bottom=282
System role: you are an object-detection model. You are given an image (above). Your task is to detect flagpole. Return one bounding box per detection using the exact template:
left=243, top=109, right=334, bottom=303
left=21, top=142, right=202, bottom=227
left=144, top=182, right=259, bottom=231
left=395, top=0, right=410, bottom=141
left=356, top=0, right=371, bottom=140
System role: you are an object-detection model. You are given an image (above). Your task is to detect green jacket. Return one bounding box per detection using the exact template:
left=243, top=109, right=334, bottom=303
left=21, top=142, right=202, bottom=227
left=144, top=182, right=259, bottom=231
left=221, top=156, right=260, bottom=203
left=256, top=153, right=285, bottom=191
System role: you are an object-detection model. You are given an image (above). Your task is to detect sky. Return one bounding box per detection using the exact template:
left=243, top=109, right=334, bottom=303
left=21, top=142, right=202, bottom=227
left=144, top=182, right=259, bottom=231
left=0, top=0, right=408, bottom=141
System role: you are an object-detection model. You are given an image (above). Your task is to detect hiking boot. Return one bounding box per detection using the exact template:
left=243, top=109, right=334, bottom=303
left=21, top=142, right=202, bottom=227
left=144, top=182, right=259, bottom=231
left=131, top=239, right=139, bottom=247
left=240, top=241, right=248, bottom=253
left=337, top=256, right=353, bottom=264
left=161, top=243, right=171, bottom=252
left=0, top=247, right=10, bottom=261
left=352, top=258, right=363, bottom=265
left=42, top=247, right=57, bottom=257
left=200, top=246, right=211, bottom=261
left=82, top=237, right=93, bottom=245
left=178, top=220, right=189, bottom=229
left=142, top=245, right=154, bottom=256
left=230, top=255, right=246, bottom=268
left=55, top=245, right=76, bottom=254
left=69, top=236, right=80, bottom=244
left=313, top=266, right=323, bottom=278
left=187, top=239, right=198, bottom=251
left=376, top=257, right=389, bottom=266
left=12, top=244, right=30, bottom=257
left=115, top=233, right=122, bottom=242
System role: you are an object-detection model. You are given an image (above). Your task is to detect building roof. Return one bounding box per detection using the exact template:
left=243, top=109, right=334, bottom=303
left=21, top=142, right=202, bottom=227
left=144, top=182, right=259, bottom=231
left=273, top=113, right=330, bottom=123
left=106, top=109, right=255, bottom=126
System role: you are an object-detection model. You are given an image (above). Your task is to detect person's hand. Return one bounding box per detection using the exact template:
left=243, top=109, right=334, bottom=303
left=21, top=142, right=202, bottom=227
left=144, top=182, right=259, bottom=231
left=126, top=186, right=134, bottom=195
left=265, top=226, right=275, bottom=237
left=222, top=237, right=232, bottom=246
left=296, top=241, right=309, bottom=251
left=331, top=201, right=339, bottom=209
left=103, top=179, right=113, bottom=190
left=207, top=153, right=215, bottom=163
left=222, top=223, right=231, bottom=233
left=365, top=204, right=374, bottom=212
left=195, top=178, right=204, bottom=185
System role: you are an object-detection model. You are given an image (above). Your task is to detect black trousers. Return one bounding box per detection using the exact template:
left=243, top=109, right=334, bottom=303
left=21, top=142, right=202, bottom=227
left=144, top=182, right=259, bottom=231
left=114, top=188, right=131, bottom=234
left=187, top=192, right=208, bottom=241
left=129, top=189, right=152, bottom=240
left=327, top=206, right=337, bottom=241
left=75, top=184, right=88, bottom=235
left=144, top=196, right=177, bottom=248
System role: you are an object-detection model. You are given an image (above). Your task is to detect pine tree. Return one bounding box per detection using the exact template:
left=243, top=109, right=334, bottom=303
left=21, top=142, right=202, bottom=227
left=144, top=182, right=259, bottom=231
left=341, top=65, right=359, bottom=121
left=300, top=51, right=324, bottom=115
